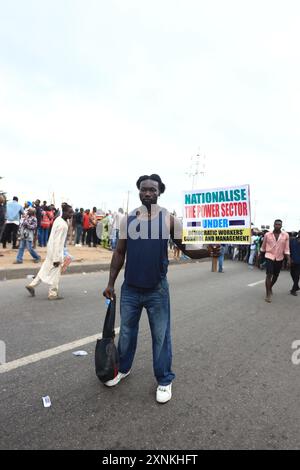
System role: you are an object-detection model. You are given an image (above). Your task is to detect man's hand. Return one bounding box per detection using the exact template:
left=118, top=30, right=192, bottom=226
left=103, top=286, right=115, bottom=300
left=53, top=262, right=60, bottom=268
left=207, top=245, right=221, bottom=257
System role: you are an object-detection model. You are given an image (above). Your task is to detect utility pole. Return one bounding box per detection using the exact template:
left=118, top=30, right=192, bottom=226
left=185, top=150, right=216, bottom=270
left=185, top=150, right=206, bottom=190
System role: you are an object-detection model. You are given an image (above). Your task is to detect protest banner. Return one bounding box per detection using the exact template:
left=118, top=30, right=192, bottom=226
left=182, top=184, right=251, bottom=245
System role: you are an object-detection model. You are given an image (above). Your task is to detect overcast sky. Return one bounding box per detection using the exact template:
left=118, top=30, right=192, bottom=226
left=1, top=0, right=299, bottom=230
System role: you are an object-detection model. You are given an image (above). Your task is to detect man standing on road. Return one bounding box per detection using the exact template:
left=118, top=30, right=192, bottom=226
left=13, top=207, right=41, bottom=264
left=2, top=196, right=24, bottom=249
left=289, top=231, right=300, bottom=296
left=218, top=244, right=226, bottom=273
left=248, top=230, right=258, bottom=268
left=103, top=174, right=219, bottom=404
left=259, top=219, right=290, bottom=303
left=87, top=207, right=98, bottom=247
left=25, top=204, right=74, bottom=300
left=74, top=208, right=84, bottom=246
left=33, top=199, right=43, bottom=248
left=0, top=195, right=6, bottom=256
left=111, top=208, right=125, bottom=250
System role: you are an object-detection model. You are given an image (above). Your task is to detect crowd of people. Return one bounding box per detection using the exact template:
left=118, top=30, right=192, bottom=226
left=0, top=196, right=126, bottom=257
left=221, top=229, right=298, bottom=270
left=215, top=224, right=300, bottom=302
left=1, top=177, right=300, bottom=405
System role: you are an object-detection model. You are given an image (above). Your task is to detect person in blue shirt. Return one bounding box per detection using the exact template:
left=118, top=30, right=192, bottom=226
left=0, top=194, right=6, bottom=255
left=102, top=174, right=219, bottom=404
left=290, top=231, right=300, bottom=296
left=3, top=196, right=24, bottom=249
left=218, top=244, right=226, bottom=273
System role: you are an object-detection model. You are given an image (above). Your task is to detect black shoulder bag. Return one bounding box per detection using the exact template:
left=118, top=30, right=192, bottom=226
left=95, top=298, right=119, bottom=383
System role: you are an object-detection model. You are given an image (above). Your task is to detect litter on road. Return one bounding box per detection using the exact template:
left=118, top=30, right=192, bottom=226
left=42, top=396, right=51, bottom=408
left=72, top=350, right=88, bottom=356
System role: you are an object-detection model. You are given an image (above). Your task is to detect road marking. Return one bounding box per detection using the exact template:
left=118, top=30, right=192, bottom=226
left=248, top=280, right=265, bottom=287
left=0, top=327, right=120, bottom=374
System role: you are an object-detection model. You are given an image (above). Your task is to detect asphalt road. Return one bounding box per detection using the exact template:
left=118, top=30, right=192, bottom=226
left=0, top=261, right=299, bottom=450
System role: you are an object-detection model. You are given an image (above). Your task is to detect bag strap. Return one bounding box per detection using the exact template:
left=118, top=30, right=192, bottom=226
left=102, top=298, right=116, bottom=338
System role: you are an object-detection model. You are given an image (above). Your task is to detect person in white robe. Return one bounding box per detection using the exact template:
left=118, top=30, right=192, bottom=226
left=25, top=204, right=74, bottom=300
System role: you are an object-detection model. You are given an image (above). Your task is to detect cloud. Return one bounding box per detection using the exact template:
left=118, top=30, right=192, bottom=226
left=1, top=1, right=299, bottom=229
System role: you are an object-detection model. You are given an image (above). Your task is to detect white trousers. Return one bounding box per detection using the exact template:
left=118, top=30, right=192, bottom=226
left=29, top=274, right=60, bottom=298
left=248, top=248, right=256, bottom=266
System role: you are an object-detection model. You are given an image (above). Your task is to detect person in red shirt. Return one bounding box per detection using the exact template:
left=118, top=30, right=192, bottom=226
left=40, top=207, right=54, bottom=247
left=82, top=209, right=90, bottom=245
left=87, top=207, right=98, bottom=247
left=260, top=219, right=290, bottom=303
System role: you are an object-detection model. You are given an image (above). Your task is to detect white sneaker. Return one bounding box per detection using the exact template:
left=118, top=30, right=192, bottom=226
left=104, top=370, right=131, bottom=387
left=75, top=244, right=82, bottom=247
left=156, top=383, right=172, bottom=403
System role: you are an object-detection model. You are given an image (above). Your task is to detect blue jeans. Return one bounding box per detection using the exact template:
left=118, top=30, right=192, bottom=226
left=111, top=229, right=119, bottom=250
left=75, top=225, right=83, bottom=244
left=37, top=227, right=43, bottom=246
left=218, top=254, right=224, bottom=272
left=119, top=278, right=175, bottom=386
left=17, top=239, right=40, bottom=262
left=41, top=228, right=49, bottom=247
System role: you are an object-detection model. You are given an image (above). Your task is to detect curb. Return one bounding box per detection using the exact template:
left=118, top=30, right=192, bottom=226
left=0, top=263, right=110, bottom=281
left=0, top=258, right=209, bottom=281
